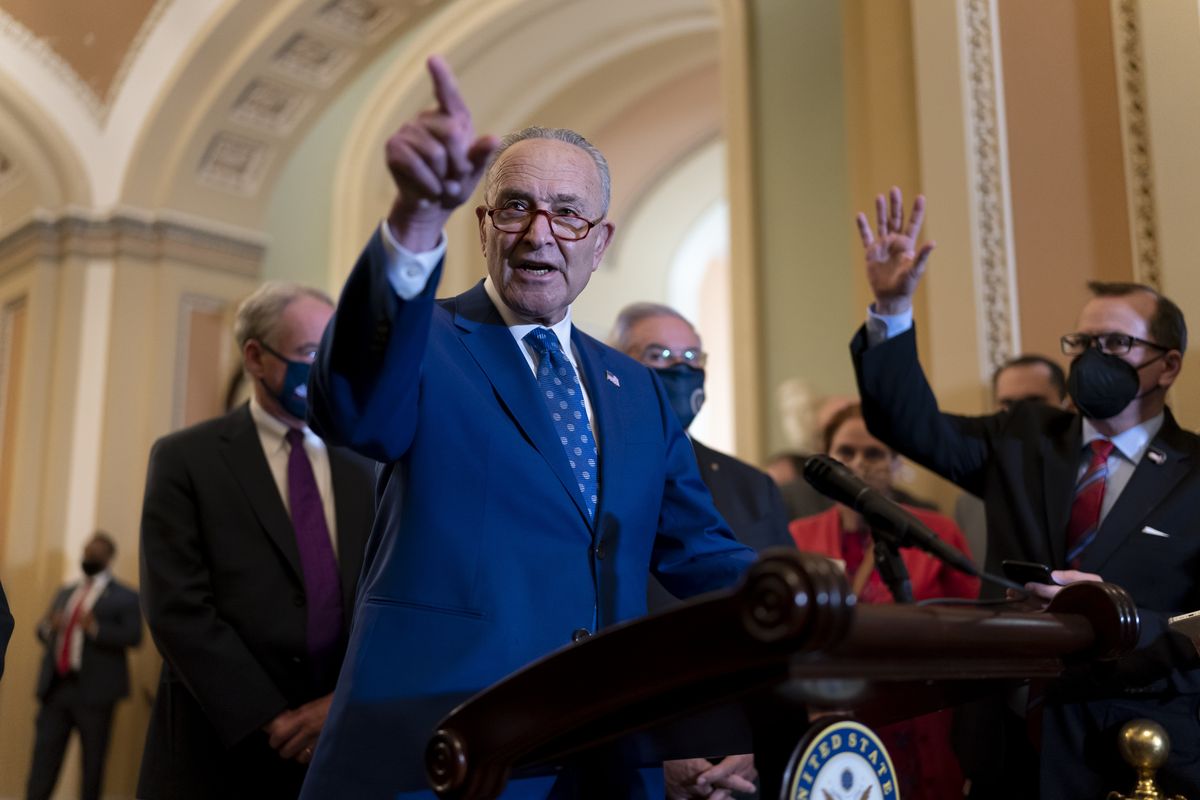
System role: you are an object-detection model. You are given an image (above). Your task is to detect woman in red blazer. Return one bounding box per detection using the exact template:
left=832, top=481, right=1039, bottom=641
left=789, top=403, right=978, bottom=799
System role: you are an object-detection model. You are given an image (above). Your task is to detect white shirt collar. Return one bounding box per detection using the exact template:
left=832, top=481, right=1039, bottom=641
left=249, top=396, right=314, bottom=451
left=77, top=569, right=111, bottom=592
left=1081, top=411, right=1165, bottom=464
left=483, top=276, right=574, bottom=353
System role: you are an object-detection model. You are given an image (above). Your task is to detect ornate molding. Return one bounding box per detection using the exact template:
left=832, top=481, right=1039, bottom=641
left=1113, top=0, right=1160, bottom=290
left=0, top=9, right=106, bottom=121
left=0, top=213, right=265, bottom=278
left=0, top=1, right=170, bottom=124
left=104, top=0, right=174, bottom=118
left=197, top=132, right=274, bottom=196
left=197, top=0, right=422, bottom=198
left=962, top=0, right=1020, bottom=375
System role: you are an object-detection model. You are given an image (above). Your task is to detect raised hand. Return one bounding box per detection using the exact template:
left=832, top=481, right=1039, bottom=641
left=385, top=55, right=499, bottom=250
left=854, top=186, right=935, bottom=315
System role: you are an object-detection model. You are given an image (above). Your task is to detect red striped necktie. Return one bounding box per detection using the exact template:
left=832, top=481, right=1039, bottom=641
left=1065, top=439, right=1114, bottom=568
left=56, top=579, right=92, bottom=675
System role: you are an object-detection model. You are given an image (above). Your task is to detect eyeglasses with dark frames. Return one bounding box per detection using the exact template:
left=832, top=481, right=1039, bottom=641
left=485, top=207, right=602, bottom=242
left=1060, top=332, right=1168, bottom=357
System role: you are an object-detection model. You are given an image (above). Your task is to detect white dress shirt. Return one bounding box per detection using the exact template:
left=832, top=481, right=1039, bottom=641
left=249, top=396, right=339, bottom=557
left=56, top=570, right=110, bottom=672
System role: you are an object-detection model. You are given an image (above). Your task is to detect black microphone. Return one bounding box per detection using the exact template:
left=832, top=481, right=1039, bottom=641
left=803, top=454, right=979, bottom=577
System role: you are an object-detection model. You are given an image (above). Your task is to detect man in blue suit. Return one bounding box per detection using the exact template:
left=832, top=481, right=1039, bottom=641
left=301, top=56, right=756, bottom=799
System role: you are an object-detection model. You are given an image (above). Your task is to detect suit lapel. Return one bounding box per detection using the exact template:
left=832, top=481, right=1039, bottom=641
left=1082, top=412, right=1192, bottom=571
left=573, top=329, right=626, bottom=526
left=219, top=405, right=304, bottom=582
left=450, top=285, right=592, bottom=528
left=1042, top=415, right=1082, bottom=567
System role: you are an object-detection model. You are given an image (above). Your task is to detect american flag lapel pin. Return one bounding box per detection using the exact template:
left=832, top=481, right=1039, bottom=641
left=1147, top=448, right=1166, bottom=465
left=606, top=370, right=620, bottom=387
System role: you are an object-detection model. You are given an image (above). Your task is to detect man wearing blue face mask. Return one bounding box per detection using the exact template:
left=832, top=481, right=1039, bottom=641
left=613, top=301, right=792, bottom=800
left=611, top=302, right=793, bottom=599
left=137, top=282, right=375, bottom=800
left=850, top=188, right=1200, bottom=799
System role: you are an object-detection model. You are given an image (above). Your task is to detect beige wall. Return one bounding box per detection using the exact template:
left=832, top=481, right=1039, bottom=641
left=0, top=230, right=259, bottom=796
left=1000, top=0, right=1133, bottom=367
left=739, top=0, right=857, bottom=460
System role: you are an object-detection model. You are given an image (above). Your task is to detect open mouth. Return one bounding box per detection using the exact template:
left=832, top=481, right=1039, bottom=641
left=517, top=262, right=558, bottom=277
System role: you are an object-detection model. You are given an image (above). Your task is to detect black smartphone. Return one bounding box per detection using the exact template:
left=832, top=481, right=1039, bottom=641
left=1002, top=559, right=1055, bottom=585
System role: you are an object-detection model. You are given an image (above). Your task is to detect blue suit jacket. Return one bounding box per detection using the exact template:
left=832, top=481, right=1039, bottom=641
left=302, top=231, right=755, bottom=799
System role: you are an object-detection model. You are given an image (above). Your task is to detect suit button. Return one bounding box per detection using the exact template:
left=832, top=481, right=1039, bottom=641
left=571, top=628, right=591, bottom=643
left=292, top=656, right=303, bottom=665
left=293, top=594, right=306, bottom=607
left=594, top=543, right=606, bottom=560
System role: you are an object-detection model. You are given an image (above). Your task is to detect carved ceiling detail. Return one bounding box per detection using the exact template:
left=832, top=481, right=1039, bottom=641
left=197, top=0, right=426, bottom=197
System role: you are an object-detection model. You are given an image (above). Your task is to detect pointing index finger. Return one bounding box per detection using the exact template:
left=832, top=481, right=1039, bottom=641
left=427, top=55, right=468, bottom=117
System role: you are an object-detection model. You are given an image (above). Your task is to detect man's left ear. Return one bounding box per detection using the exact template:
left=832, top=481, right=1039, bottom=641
left=590, top=221, right=616, bottom=270
left=1160, top=350, right=1184, bottom=387
left=243, top=339, right=266, bottom=379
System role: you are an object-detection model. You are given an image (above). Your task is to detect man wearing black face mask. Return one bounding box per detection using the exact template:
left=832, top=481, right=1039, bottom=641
left=613, top=301, right=792, bottom=800
left=849, top=188, right=1200, bottom=799
left=28, top=531, right=141, bottom=800
left=612, top=302, right=793, bottom=608
left=137, top=281, right=375, bottom=800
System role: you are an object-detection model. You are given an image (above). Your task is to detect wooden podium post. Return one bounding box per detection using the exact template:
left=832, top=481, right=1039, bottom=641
left=424, top=550, right=1139, bottom=799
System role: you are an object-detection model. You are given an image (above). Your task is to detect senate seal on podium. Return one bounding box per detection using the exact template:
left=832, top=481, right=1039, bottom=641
left=783, top=719, right=899, bottom=800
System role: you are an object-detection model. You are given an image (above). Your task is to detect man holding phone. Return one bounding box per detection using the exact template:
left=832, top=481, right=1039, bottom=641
left=849, top=188, right=1200, bottom=799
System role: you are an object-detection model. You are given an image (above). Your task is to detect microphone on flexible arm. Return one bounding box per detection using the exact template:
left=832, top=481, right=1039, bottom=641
left=803, top=454, right=980, bottom=578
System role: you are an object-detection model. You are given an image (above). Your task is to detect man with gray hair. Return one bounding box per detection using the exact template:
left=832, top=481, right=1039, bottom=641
left=610, top=301, right=792, bottom=605
left=138, top=280, right=375, bottom=799
left=613, top=301, right=791, bottom=800
left=301, top=56, right=755, bottom=798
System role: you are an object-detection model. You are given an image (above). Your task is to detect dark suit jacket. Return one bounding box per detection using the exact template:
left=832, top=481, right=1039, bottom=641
left=138, top=403, right=375, bottom=799
left=853, top=325, right=1200, bottom=794
left=300, top=233, right=756, bottom=798
left=35, top=577, right=141, bottom=706
left=647, top=439, right=793, bottom=611
left=0, top=579, right=11, bottom=680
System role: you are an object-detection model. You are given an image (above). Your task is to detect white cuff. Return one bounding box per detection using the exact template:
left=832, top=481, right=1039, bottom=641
left=865, top=304, right=914, bottom=347
left=379, top=220, right=447, bottom=300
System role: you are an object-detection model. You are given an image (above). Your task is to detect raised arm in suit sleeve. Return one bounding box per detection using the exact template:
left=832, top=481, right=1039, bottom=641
left=91, top=586, right=142, bottom=649
left=308, top=229, right=444, bottom=463
left=140, top=438, right=289, bottom=747
left=851, top=323, right=994, bottom=497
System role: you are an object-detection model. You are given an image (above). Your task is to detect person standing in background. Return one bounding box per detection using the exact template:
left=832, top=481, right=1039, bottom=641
left=27, top=532, right=141, bottom=800
left=138, top=281, right=375, bottom=800
left=613, top=301, right=793, bottom=799
left=790, top=404, right=978, bottom=800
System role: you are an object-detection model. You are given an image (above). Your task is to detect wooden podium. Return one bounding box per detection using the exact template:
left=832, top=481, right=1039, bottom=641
left=424, top=549, right=1140, bottom=798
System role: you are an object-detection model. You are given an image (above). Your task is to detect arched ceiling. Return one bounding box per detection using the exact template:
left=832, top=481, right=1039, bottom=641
left=324, top=0, right=721, bottom=281
left=0, top=0, right=724, bottom=249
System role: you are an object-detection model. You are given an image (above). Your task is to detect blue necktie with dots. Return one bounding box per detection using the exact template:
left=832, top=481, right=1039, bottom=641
left=524, top=327, right=598, bottom=519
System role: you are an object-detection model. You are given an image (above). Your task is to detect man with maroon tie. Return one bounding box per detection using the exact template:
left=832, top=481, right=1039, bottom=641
left=849, top=187, right=1200, bottom=798
left=27, top=531, right=141, bottom=800
left=137, top=282, right=375, bottom=800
